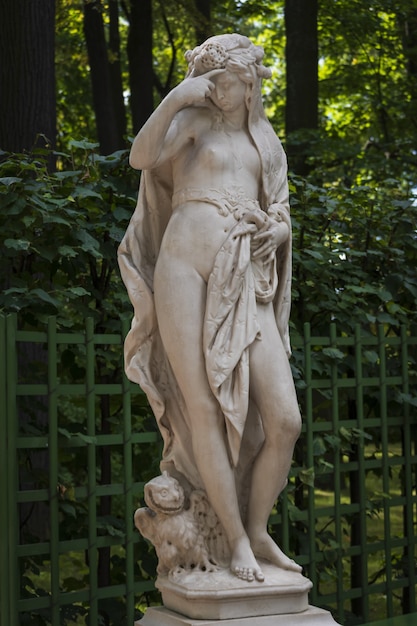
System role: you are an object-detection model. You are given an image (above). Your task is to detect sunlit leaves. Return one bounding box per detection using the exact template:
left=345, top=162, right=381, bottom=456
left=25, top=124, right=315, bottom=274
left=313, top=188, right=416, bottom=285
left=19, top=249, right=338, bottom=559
left=319, top=0, right=414, bottom=145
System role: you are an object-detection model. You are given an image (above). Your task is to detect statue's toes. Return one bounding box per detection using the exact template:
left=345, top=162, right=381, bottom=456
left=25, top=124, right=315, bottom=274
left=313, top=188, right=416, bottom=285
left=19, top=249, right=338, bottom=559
left=254, top=567, right=265, bottom=582
left=233, top=566, right=254, bottom=582
left=232, top=565, right=265, bottom=583
left=287, top=559, right=303, bottom=573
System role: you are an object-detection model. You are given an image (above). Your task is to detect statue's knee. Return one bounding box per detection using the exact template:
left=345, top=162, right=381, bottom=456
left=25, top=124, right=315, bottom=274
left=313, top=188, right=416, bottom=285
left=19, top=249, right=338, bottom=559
left=288, top=409, right=302, bottom=442
left=269, top=408, right=301, bottom=447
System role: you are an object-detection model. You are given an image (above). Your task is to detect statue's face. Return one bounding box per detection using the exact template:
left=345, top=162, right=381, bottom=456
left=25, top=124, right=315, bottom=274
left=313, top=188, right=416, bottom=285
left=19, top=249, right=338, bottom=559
left=209, top=70, right=247, bottom=113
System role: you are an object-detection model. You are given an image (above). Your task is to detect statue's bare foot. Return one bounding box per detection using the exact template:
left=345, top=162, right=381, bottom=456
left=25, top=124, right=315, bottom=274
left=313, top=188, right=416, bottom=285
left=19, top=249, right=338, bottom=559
left=230, top=536, right=265, bottom=582
left=250, top=533, right=302, bottom=573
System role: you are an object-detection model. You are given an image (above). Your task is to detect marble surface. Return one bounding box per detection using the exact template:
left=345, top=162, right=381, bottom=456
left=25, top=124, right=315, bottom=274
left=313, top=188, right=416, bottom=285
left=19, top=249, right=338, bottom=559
left=120, top=31, right=301, bottom=588
left=136, top=604, right=341, bottom=626
left=156, top=562, right=313, bottom=620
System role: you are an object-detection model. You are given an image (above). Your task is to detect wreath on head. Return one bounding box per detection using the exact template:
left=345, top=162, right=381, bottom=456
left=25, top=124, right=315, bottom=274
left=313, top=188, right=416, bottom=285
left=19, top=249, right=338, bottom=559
left=185, top=36, right=272, bottom=80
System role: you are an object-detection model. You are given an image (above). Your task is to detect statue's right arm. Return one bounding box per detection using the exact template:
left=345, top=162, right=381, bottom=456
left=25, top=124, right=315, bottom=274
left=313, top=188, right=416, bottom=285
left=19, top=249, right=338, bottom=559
left=129, top=88, right=191, bottom=170
left=129, top=70, right=225, bottom=170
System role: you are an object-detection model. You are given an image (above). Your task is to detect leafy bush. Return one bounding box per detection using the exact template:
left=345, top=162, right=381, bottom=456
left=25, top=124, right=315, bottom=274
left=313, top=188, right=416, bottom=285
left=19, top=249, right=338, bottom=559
left=0, top=140, right=137, bottom=330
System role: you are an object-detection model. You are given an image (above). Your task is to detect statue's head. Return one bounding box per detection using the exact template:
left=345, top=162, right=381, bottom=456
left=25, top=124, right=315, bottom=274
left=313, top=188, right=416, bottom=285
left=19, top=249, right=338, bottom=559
left=185, top=34, right=271, bottom=84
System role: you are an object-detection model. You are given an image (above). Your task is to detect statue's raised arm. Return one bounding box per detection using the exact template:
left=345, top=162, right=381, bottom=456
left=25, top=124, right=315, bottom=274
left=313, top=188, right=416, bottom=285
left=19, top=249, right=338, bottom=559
left=130, top=68, right=227, bottom=170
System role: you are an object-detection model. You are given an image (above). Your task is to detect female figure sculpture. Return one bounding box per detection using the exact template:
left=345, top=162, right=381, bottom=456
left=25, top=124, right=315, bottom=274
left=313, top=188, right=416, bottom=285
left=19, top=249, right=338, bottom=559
left=118, top=33, right=302, bottom=583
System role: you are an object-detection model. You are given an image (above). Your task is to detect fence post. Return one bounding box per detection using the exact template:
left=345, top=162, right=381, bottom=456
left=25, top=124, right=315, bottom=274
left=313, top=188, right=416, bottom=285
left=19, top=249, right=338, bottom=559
left=85, top=317, right=99, bottom=624
left=48, top=317, right=60, bottom=624
left=0, top=315, right=9, bottom=626
left=400, top=323, right=417, bottom=613
left=329, top=323, right=344, bottom=624
left=122, top=317, right=135, bottom=624
left=350, top=323, right=369, bottom=621
left=303, top=322, right=318, bottom=598
left=0, top=315, right=19, bottom=626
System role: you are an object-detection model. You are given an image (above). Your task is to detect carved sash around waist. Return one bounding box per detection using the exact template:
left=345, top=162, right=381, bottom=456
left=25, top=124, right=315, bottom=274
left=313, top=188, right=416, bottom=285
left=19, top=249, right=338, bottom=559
left=172, top=186, right=260, bottom=219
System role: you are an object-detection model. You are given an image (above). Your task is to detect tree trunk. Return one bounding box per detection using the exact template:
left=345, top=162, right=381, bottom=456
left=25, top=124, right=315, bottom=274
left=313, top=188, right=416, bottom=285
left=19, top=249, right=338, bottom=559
left=285, top=0, right=318, bottom=174
left=0, top=0, right=56, bottom=542
left=83, top=0, right=124, bottom=154
left=108, top=0, right=127, bottom=144
left=127, top=0, right=153, bottom=134
left=194, top=0, right=212, bottom=44
left=397, top=5, right=417, bottom=130
left=0, top=0, right=56, bottom=157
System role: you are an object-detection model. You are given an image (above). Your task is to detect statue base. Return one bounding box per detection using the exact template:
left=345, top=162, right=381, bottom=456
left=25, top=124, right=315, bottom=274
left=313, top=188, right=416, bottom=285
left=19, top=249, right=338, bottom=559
left=155, top=562, right=313, bottom=620
left=137, top=605, right=340, bottom=625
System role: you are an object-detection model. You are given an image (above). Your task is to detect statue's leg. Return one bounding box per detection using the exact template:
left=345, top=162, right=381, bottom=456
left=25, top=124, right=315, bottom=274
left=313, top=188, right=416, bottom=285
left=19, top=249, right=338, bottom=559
left=154, top=260, right=264, bottom=582
left=246, top=301, right=302, bottom=572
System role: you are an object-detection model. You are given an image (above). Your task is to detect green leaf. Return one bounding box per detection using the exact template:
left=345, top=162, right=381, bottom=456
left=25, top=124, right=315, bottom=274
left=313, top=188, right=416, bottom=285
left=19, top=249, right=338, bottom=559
left=58, top=245, right=78, bottom=258
left=3, top=287, right=28, bottom=296
left=322, top=347, right=345, bottom=360
left=339, top=426, right=353, bottom=442
left=109, top=225, right=126, bottom=241
left=75, top=230, right=102, bottom=257
left=68, top=139, right=100, bottom=150
left=313, top=436, right=327, bottom=456
left=68, top=287, right=90, bottom=296
left=22, top=215, right=36, bottom=227
left=113, top=206, right=132, bottom=222
left=397, top=393, right=417, bottom=408
left=42, top=213, right=72, bottom=226
left=60, top=502, right=77, bottom=518
left=54, top=170, right=82, bottom=179
left=305, top=249, right=324, bottom=260
left=58, top=428, right=97, bottom=444
left=364, top=350, right=379, bottom=364
left=72, top=187, right=102, bottom=200
left=58, top=427, right=72, bottom=439
left=4, top=238, right=31, bottom=251
left=0, top=176, right=22, bottom=186
left=30, top=288, right=60, bottom=308
left=299, top=466, right=315, bottom=487
left=76, top=433, right=97, bottom=444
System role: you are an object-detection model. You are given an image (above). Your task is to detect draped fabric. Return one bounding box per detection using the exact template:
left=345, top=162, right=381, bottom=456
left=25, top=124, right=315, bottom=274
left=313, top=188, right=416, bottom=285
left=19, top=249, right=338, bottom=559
left=203, top=206, right=279, bottom=467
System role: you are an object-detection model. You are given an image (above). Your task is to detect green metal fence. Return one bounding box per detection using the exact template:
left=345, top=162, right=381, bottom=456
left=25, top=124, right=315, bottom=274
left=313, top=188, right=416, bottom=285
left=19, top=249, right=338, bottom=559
left=0, top=314, right=416, bottom=626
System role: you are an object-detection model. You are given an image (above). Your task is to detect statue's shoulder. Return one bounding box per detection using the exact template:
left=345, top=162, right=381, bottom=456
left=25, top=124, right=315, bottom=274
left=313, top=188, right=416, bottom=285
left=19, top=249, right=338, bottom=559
left=175, top=104, right=213, bottom=133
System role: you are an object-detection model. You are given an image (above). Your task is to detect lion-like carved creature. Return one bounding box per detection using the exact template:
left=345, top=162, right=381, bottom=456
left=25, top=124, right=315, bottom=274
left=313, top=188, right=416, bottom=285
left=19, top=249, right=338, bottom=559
left=134, top=472, right=229, bottom=578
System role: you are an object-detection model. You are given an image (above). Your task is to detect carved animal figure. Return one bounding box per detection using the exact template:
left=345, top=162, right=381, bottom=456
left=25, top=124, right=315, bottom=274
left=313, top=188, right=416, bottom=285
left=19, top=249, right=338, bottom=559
left=134, top=472, right=226, bottom=577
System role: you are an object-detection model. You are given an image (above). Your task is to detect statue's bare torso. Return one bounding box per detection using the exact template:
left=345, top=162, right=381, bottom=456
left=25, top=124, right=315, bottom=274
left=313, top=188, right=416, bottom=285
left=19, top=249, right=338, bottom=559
left=158, top=106, right=261, bottom=280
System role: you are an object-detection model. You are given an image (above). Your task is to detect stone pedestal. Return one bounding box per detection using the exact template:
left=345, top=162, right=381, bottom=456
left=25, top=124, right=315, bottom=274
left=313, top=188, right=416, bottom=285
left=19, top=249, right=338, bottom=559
left=134, top=562, right=341, bottom=625
left=156, top=563, right=312, bottom=620
left=137, top=605, right=340, bottom=625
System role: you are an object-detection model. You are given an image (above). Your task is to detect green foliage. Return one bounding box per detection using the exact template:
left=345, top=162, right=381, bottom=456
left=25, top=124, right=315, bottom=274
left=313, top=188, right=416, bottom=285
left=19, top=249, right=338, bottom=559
left=0, top=141, right=165, bottom=625
left=4, top=134, right=415, bottom=623
left=0, top=141, right=137, bottom=330
left=56, top=3, right=97, bottom=143
left=319, top=0, right=417, bottom=146
left=289, top=168, right=417, bottom=339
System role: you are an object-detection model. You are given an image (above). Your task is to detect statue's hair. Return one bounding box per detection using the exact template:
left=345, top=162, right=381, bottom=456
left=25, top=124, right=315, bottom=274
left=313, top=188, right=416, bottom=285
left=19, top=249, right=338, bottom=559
left=185, top=33, right=271, bottom=81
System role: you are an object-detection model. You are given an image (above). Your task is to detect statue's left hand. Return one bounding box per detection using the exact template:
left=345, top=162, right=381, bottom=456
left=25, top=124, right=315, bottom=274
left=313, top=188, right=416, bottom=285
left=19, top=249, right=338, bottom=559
left=251, top=219, right=289, bottom=262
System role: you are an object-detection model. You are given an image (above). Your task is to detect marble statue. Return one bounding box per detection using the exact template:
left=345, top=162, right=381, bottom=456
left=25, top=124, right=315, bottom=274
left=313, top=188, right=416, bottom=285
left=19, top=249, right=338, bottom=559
left=118, top=33, right=302, bottom=587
